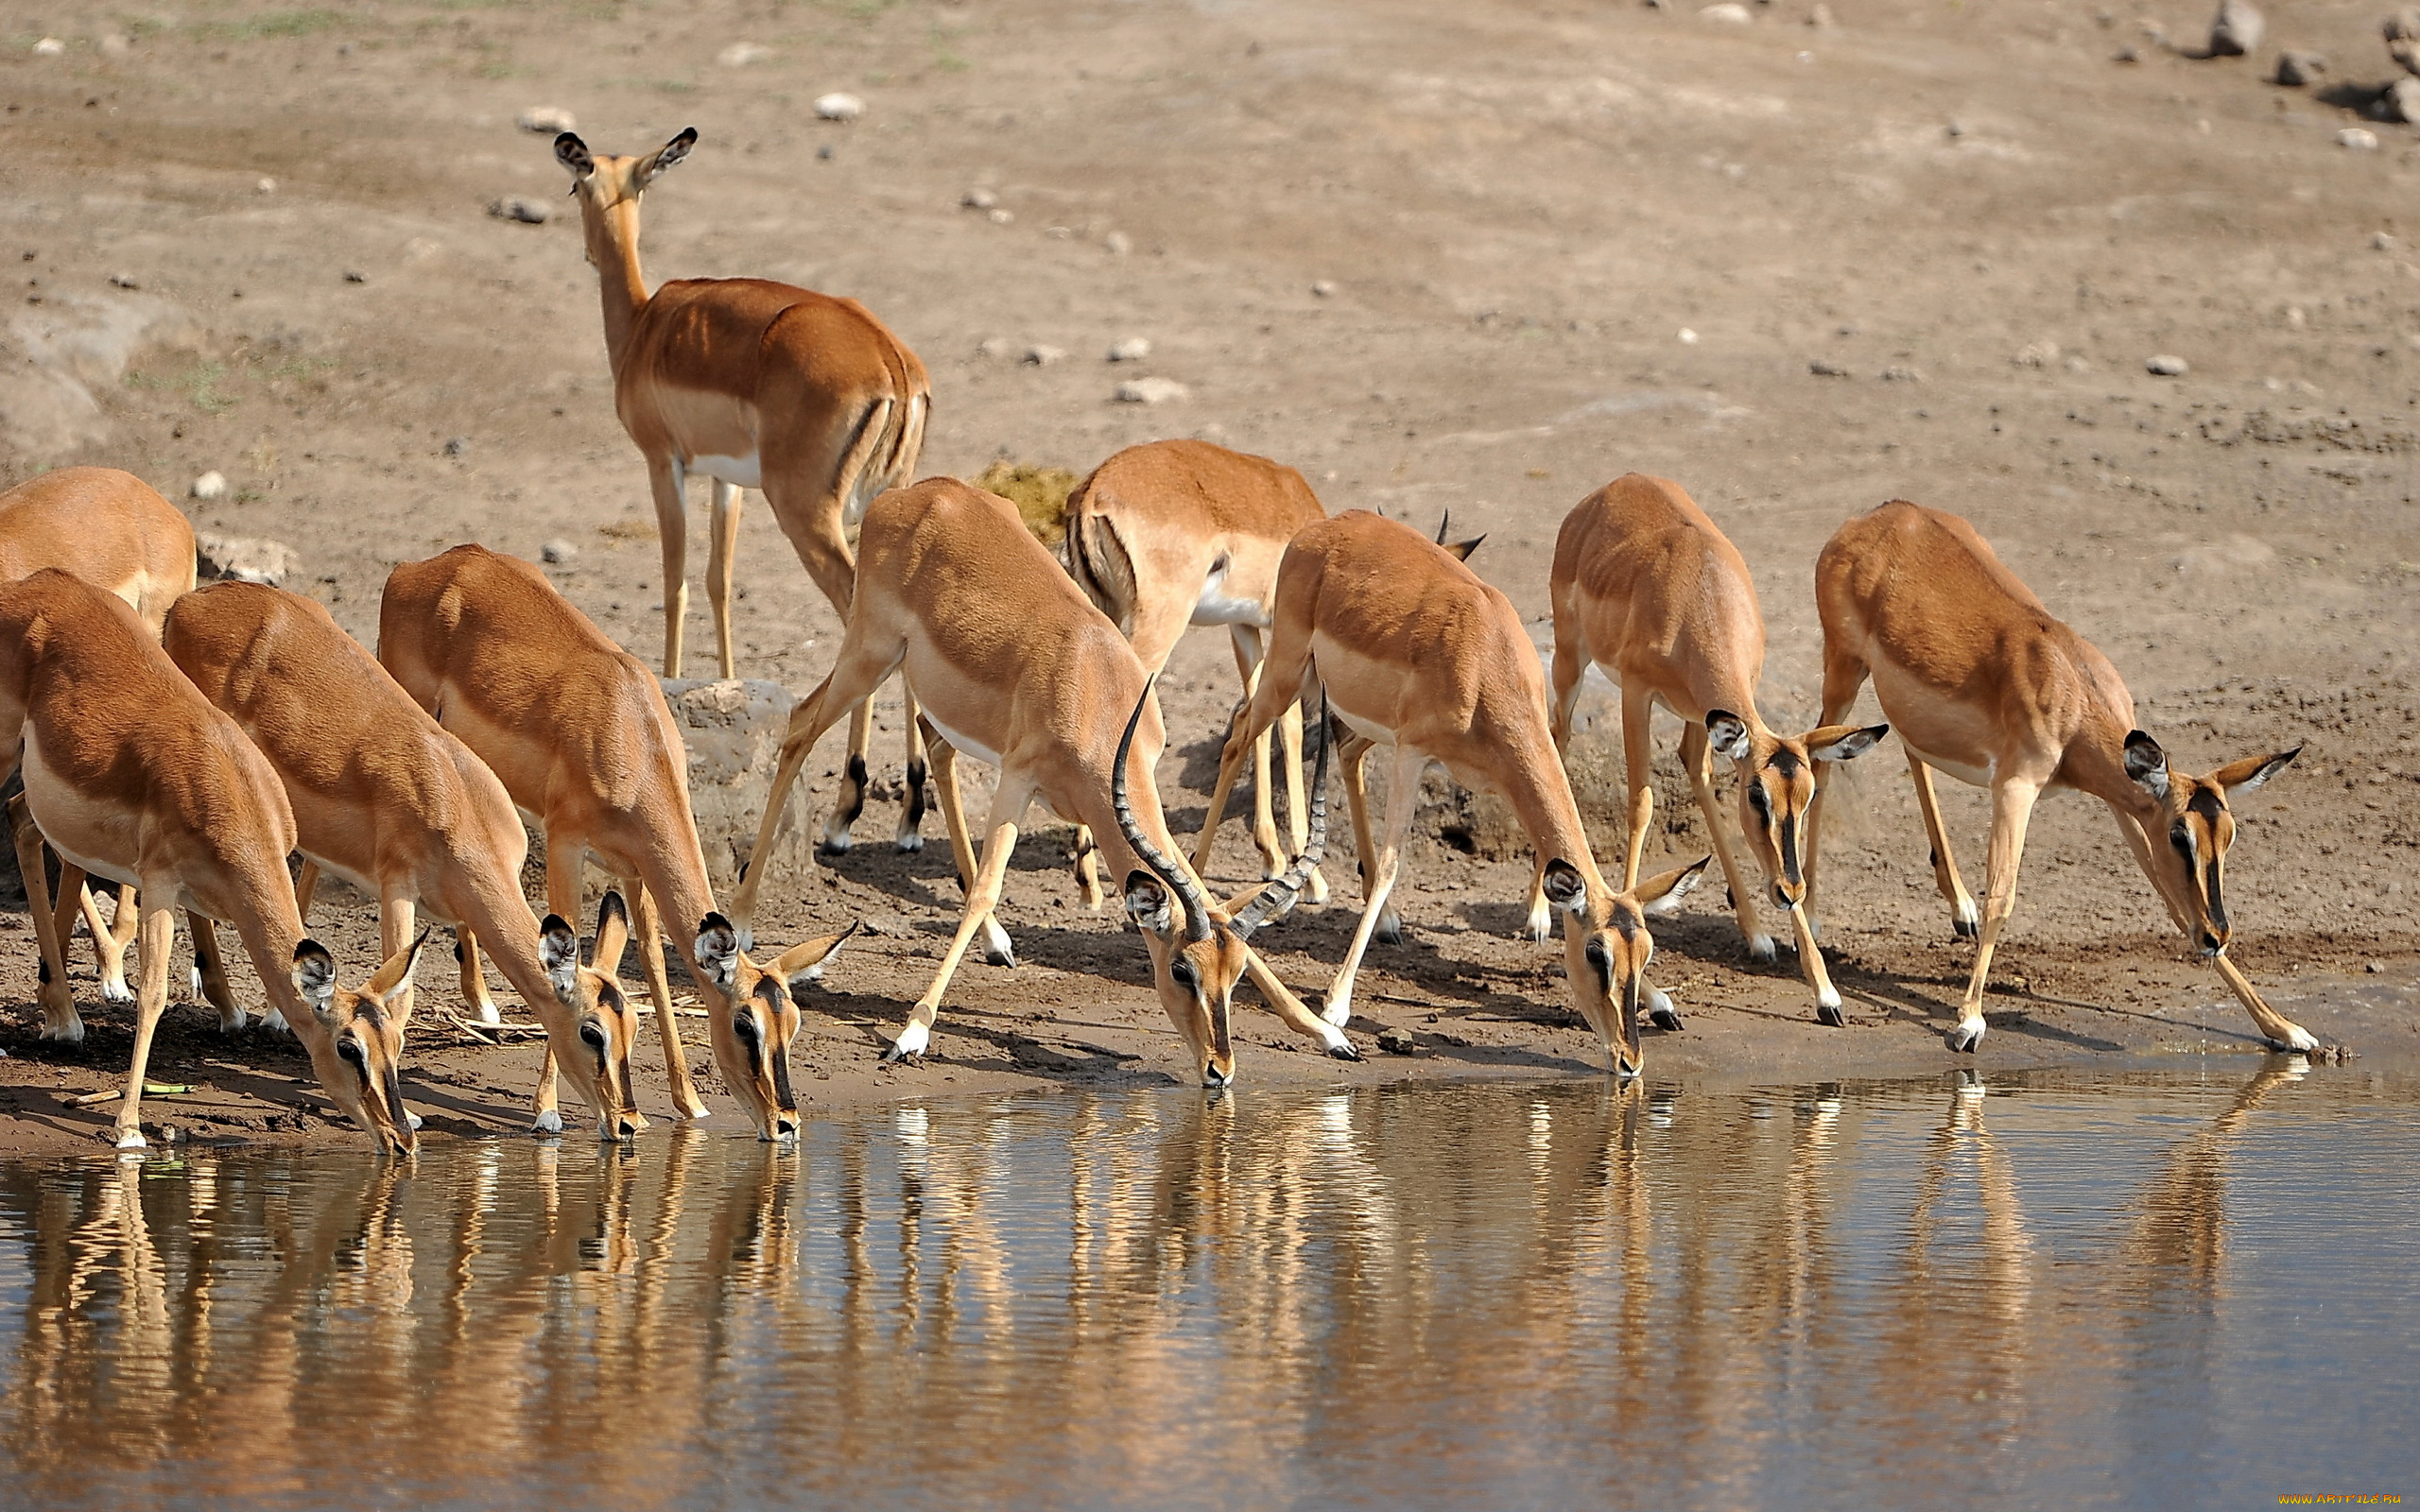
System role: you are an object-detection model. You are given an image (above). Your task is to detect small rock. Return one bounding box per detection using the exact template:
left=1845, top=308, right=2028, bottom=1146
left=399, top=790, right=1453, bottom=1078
left=2387, top=76, right=2420, bottom=123
left=488, top=196, right=551, bottom=225
left=717, top=42, right=770, bottom=66
left=960, top=187, right=998, bottom=210
left=2013, top=339, right=2061, bottom=368
left=2339, top=127, right=2381, bottom=149
left=191, top=471, right=229, bottom=501
left=1945, top=119, right=1967, bottom=138
left=257, top=178, right=277, bottom=195
left=1880, top=364, right=1921, bottom=381
left=1024, top=344, right=1066, bottom=366
left=817, top=144, right=834, bottom=161
left=443, top=436, right=471, bottom=458
left=1311, top=279, right=1338, bottom=297
left=2207, top=0, right=2261, bottom=56
left=2063, top=353, right=2094, bottom=372
left=197, top=535, right=299, bottom=587
left=1376, top=1025, right=1416, bottom=1056
left=2146, top=353, right=2189, bottom=376
left=2273, top=49, right=2325, bottom=86
left=814, top=92, right=865, bottom=122
left=1701, top=2, right=1753, bottom=21
left=2113, top=43, right=2140, bottom=62
left=107, top=273, right=140, bottom=290
left=1678, top=327, right=1701, bottom=343
left=100, top=32, right=132, bottom=58
left=343, top=269, right=366, bottom=284
left=1808, top=359, right=1850, bottom=377
left=2377, top=231, right=2403, bottom=251
left=987, top=208, right=1014, bottom=225
left=977, top=336, right=1012, bottom=359
left=32, top=37, right=64, bottom=57
left=541, top=539, right=579, bottom=565
left=2388, top=7, right=2420, bottom=76
left=1107, top=336, right=1152, bottom=362
left=2365, top=958, right=2384, bottom=973
left=1104, top=231, right=1132, bottom=255
left=1115, top=377, right=1189, bottom=404
left=1806, top=4, right=1835, bottom=25
left=516, top=106, right=577, bottom=134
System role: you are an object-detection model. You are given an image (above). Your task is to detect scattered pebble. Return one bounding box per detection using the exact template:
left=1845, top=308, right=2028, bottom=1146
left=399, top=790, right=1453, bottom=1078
left=32, top=37, right=64, bottom=57
left=2147, top=353, right=2189, bottom=376
left=541, top=539, right=579, bottom=565
left=257, top=177, right=277, bottom=194
left=191, top=472, right=229, bottom=501
left=2013, top=339, right=2061, bottom=368
left=198, top=535, right=299, bottom=587
left=717, top=42, right=770, bottom=67
left=2339, top=127, right=2380, bottom=149
left=1701, top=3, right=1753, bottom=22
left=488, top=196, right=552, bottom=224
left=977, top=336, right=1011, bottom=359
left=1678, top=327, right=1701, bottom=343
left=2273, top=49, right=2325, bottom=86
left=107, top=273, right=140, bottom=290
left=2388, top=77, right=2420, bottom=123
left=343, top=269, right=366, bottom=284
left=2365, top=959, right=2384, bottom=973
left=1879, top=364, right=1922, bottom=381
left=1806, top=5, right=1835, bottom=26
left=817, top=144, right=834, bottom=161
left=1107, top=336, right=1152, bottom=362
left=1808, top=359, right=1850, bottom=377
left=1115, top=377, right=1189, bottom=404
left=1311, top=279, right=1338, bottom=297
left=814, top=93, right=865, bottom=122
left=1023, top=344, right=1066, bottom=366
left=2113, top=43, right=2141, bottom=62
left=988, top=208, right=1014, bottom=225
left=960, top=187, right=998, bottom=210
left=2377, top=231, right=2403, bottom=251
left=2207, top=0, right=2261, bottom=57
left=2389, top=7, right=2420, bottom=76
left=1376, top=1025, right=1417, bottom=1056
left=516, top=106, right=577, bottom=135
left=443, top=436, right=471, bottom=458
left=1103, top=231, right=1132, bottom=255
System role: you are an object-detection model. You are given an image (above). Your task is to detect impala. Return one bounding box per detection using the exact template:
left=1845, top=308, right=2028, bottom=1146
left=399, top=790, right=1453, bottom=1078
left=0, top=569, right=418, bottom=1151
left=1545, top=473, right=1887, bottom=1024
left=1192, top=510, right=1710, bottom=1075
left=731, top=476, right=1355, bottom=1080
left=379, top=544, right=849, bottom=1139
left=1805, top=500, right=2311, bottom=1053
left=555, top=126, right=933, bottom=857
left=0, top=466, right=198, bottom=1006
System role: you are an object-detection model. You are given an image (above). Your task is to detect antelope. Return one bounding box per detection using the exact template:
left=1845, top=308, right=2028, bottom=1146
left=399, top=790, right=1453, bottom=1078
left=554, top=126, right=933, bottom=858
left=730, top=476, right=1356, bottom=1080
left=1063, top=438, right=1329, bottom=898
left=1805, top=500, right=2312, bottom=1053
left=1191, top=510, right=1711, bottom=1076
left=163, top=580, right=666, bottom=1140
left=1543, top=473, right=1888, bottom=1025
left=0, top=466, right=198, bottom=1007
left=0, top=569, right=420, bottom=1151
left=378, top=544, right=848, bottom=1139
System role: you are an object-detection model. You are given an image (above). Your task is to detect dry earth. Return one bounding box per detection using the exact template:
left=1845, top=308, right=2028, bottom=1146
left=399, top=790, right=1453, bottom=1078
left=3, top=0, right=2419, bottom=1153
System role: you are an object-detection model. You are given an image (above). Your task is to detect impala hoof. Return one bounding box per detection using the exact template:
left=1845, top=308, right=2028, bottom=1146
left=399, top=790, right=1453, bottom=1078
left=1328, top=1040, right=1362, bottom=1062
left=981, top=919, right=1016, bottom=969
left=886, top=1022, right=931, bottom=1062
left=1816, top=1003, right=1846, bottom=1028
left=102, top=978, right=135, bottom=1005
left=1747, top=935, right=1777, bottom=963
left=1650, top=1005, right=1684, bottom=1032
left=1374, top=913, right=1404, bottom=946
left=2274, top=1024, right=2320, bottom=1053
left=218, top=1006, right=250, bottom=1034
left=472, top=1002, right=502, bottom=1026
left=40, top=1017, right=84, bottom=1045
left=894, top=833, right=925, bottom=854
left=1947, top=1019, right=1986, bottom=1054
left=114, top=1127, right=147, bottom=1151
left=817, top=834, right=854, bottom=858
left=530, top=1109, right=564, bottom=1135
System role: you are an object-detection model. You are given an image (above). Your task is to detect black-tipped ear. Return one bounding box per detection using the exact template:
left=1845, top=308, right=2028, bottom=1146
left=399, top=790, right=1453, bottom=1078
left=639, top=126, right=697, bottom=184
left=1704, top=711, right=1752, bottom=763
left=1444, top=534, right=1486, bottom=562
left=291, top=940, right=337, bottom=1012
left=2210, top=745, right=2301, bottom=798
left=1123, top=870, right=1175, bottom=938
left=694, top=912, right=739, bottom=988
left=1541, top=858, right=1588, bottom=915
left=2124, top=730, right=2170, bottom=799
left=539, top=915, right=580, bottom=996
left=1806, top=722, right=1889, bottom=764
left=555, top=131, right=594, bottom=179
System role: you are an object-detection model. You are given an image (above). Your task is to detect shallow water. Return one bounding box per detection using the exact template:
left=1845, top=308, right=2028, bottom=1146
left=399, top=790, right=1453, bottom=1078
left=0, top=1065, right=2413, bottom=1510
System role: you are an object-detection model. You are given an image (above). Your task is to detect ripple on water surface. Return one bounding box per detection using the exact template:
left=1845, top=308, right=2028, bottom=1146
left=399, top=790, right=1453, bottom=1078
left=0, top=1065, right=2413, bottom=1511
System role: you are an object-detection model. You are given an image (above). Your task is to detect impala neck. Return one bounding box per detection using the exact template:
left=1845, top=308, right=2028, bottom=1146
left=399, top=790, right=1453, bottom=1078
left=2066, top=712, right=2164, bottom=823
left=585, top=196, right=651, bottom=380
left=1499, top=739, right=1613, bottom=898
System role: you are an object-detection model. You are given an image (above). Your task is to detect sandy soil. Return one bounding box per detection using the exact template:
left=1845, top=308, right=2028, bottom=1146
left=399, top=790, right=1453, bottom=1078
left=4, top=0, right=2418, bottom=1154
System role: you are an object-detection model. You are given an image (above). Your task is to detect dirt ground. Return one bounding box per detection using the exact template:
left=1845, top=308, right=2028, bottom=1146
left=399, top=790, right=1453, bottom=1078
left=4, top=0, right=2419, bottom=1154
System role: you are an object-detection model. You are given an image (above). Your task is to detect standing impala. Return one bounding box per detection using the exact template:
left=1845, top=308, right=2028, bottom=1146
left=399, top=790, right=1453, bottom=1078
left=164, top=580, right=670, bottom=1140
left=731, top=477, right=1356, bottom=1080
left=379, top=545, right=850, bottom=1140
left=0, top=466, right=198, bottom=1006
left=1192, top=511, right=1710, bottom=1076
left=1545, top=473, right=1887, bottom=1025
left=554, top=126, right=932, bottom=857
left=1063, top=438, right=1328, bottom=898
left=1805, top=500, right=2312, bottom=1053
left=0, top=570, right=419, bottom=1151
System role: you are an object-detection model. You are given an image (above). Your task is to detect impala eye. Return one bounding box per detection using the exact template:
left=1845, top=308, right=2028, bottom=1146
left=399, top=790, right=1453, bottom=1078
left=1748, top=782, right=1772, bottom=823
left=337, top=1039, right=366, bottom=1067
left=1171, top=958, right=1201, bottom=991
left=2169, top=823, right=2191, bottom=854
left=579, top=1022, right=608, bottom=1050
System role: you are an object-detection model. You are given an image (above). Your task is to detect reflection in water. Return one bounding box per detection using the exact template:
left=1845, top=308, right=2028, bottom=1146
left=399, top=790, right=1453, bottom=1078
left=0, top=1066, right=2412, bottom=1510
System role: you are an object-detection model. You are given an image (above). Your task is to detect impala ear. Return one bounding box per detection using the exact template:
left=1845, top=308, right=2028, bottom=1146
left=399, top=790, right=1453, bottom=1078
left=772, top=921, right=858, bottom=991
left=291, top=940, right=337, bottom=1015
left=1635, top=854, right=1712, bottom=918
left=1806, top=722, right=1889, bottom=763
left=592, top=890, right=631, bottom=974
left=1704, top=711, right=1752, bottom=763
left=636, top=126, right=697, bottom=186
left=539, top=915, right=580, bottom=997
left=1123, top=870, right=1176, bottom=939
left=1541, top=858, right=1588, bottom=916
left=554, top=131, right=594, bottom=180
left=1432, top=509, right=1486, bottom=561
left=694, top=911, right=740, bottom=989
left=366, top=930, right=431, bottom=1005
left=2124, top=730, right=2170, bottom=799
left=2209, top=745, right=2301, bottom=799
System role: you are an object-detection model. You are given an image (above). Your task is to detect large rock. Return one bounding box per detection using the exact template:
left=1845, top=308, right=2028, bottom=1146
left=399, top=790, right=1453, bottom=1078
left=2388, top=8, right=2420, bottom=76
left=2208, top=0, right=2262, bottom=56
left=0, top=292, right=202, bottom=458
left=660, top=678, right=803, bottom=891
left=197, top=535, right=299, bottom=586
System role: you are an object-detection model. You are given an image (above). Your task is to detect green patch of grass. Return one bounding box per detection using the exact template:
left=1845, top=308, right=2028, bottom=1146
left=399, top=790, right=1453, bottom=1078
left=192, top=9, right=346, bottom=42
left=600, top=75, right=697, bottom=94
left=127, top=361, right=237, bottom=415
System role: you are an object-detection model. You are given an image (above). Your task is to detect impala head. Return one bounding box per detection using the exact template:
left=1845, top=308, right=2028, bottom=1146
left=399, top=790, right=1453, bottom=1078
left=539, top=893, right=648, bottom=1141
left=554, top=126, right=695, bottom=267
left=2123, top=730, right=2300, bottom=956
left=1115, top=683, right=1330, bottom=1088
left=1704, top=710, right=1888, bottom=910
left=693, top=913, right=856, bottom=1142
left=292, top=933, right=429, bottom=1157
left=1540, top=853, right=1711, bottom=1078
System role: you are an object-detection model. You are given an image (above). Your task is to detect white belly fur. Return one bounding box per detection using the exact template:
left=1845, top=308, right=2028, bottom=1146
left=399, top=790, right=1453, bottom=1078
left=1189, top=564, right=1270, bottom=629
left=922, top=709, right=1004, bottom=770
left=1335, top=708, right=1399, bottom=749
left=20, top=729, right=146, bottom=891
left=687, top=453, right=762, bottom=490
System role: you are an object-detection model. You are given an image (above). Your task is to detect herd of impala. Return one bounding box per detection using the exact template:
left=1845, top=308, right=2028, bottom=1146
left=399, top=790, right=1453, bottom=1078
left=0, top=127, right=2320, bottom=1154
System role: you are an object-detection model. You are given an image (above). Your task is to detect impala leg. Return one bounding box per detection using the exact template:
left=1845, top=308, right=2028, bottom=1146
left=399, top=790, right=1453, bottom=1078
left=821, top=698, right=876, bottom=856
left=2210, top=952, right=2320, bottom=1053
left=1238, top=945, right=1358, bottom=1058
left=188, top=914, right=246, bottom=1031
left=1953, top=776, right=2044, bottom=1053
left=528, top=826, right=591, bottom=1137
left=706, top=477, right=743, bottom=681
left=75, top=881, right=136, bottom=1005
left=1277, top=697, right=1326, bottom=903
left=629, top=882, right=710, bottom=1120
left=112, top=901, right=178, bottom=1150
left=895, top=680, right=929, bottom=852
left=1682, top=722, right=1772, bottom=963
left=732, top=641, right=899, bottom=929
left=1802, top=644, right=1869, bottom=925
left=1336, top=731, right=1400, bottom=944
left=1231, top=627, right=1286, bottom=882
left=1908, top=754, right=1982, bottom=941
left=923, top=727, right=1013, bottom=965
left=456, top=930, right=501, bottom=1025
left=10, top=797, right=78, bottom=1041
left=648, top=455, right=691, bottom=679
left=1323, top=745, right=1423, bottom=1028
left=889, top=785, right=1033, bottom=1062
left=294, top=859, right=321, bottom=927
left=1189, top=704, right=1257, bottom=880
left=1617, top=683, right=1658, bottom=893
left=1070, top=827, right=1104, bottom=912
left=48, top=865, right=95, bottom=1005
